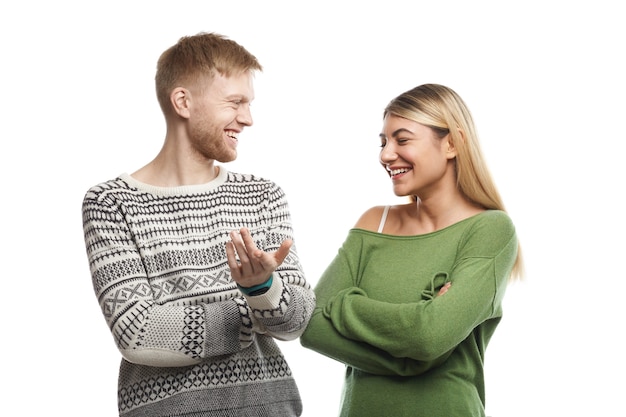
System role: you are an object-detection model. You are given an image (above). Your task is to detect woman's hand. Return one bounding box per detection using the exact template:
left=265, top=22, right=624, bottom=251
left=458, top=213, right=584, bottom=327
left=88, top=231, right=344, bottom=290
left=438, top=281, right=451, bottom=296
left=225, top=227, right=292, bottom=288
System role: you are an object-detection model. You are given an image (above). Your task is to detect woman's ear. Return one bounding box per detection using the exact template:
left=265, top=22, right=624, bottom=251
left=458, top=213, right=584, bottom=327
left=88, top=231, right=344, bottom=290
left=446, top=129, right=465, bottom=159
left=446, top=135, right=458, bottom=159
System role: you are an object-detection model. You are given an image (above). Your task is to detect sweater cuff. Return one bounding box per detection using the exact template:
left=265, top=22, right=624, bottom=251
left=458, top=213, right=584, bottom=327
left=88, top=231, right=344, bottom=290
left=243, top=274, right=283, bottom=311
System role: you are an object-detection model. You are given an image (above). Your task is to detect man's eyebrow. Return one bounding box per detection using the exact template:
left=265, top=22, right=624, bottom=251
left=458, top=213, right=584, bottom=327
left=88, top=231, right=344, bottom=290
left=226, top=94, right=249, bottom=101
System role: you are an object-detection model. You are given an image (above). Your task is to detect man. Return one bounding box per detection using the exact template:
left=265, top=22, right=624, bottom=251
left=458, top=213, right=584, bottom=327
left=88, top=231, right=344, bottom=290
left=82, top=32, right=315, bottom=417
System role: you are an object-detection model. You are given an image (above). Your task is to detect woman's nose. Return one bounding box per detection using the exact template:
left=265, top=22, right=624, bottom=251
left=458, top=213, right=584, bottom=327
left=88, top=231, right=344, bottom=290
left=379, top=143, right=396, bottom=164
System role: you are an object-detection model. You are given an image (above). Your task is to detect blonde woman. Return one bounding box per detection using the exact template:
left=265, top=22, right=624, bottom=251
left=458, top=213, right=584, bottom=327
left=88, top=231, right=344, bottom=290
left=301, top=83, right=522, bottom=417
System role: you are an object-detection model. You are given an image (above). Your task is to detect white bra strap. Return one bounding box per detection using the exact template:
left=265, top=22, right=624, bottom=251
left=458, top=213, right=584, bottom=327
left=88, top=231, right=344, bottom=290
left=377, top=205, right=390, bottom=233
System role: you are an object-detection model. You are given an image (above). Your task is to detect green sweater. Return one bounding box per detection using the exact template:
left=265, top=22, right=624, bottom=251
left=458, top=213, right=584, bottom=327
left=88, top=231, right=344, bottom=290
left=300, top=210, right=517, bottom=417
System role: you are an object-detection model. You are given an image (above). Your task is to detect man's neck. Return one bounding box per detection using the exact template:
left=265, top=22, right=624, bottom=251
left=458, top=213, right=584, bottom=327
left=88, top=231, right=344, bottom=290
left=131, top=149, right=219, bottom=187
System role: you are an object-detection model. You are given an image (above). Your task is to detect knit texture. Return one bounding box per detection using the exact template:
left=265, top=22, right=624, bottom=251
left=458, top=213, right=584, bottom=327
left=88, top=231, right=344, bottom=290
left=82, top=168, right=314, bottom=417
left=300, top=210, right=517, bottom=417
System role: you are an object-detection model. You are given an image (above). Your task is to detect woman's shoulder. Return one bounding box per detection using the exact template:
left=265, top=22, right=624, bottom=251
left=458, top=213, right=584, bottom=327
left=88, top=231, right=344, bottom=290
left=462, top=210, right=517, bottom=249
left=353, top=203, right=414, bottom=232
left=473, top=209, right=515, bottom=230
left=353, top=205, right=388, bottom=231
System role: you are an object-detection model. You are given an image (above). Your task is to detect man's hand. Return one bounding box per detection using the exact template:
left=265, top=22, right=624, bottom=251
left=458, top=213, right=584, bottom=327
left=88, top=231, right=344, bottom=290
left=225, top=227, right=292, bottom=288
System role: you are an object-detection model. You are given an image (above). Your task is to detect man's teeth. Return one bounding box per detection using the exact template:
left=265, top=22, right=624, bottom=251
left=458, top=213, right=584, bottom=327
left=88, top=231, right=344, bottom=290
left=227, top=132, right=239, bottom=140
left=390, top=168, right=409, bottom=176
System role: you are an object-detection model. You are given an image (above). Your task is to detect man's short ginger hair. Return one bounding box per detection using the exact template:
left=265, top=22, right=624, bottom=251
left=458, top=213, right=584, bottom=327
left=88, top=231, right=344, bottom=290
left=155, top=32, right=262, bottom=115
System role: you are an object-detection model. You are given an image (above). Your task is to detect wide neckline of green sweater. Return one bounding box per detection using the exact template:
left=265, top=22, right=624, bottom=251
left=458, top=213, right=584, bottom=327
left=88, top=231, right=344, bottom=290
left=351, top=209, right=501, bottom=240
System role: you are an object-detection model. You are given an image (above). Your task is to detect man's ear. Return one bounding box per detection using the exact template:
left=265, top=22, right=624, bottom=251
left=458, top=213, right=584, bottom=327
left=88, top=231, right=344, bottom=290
left=170, top=87, right=191, bottom=119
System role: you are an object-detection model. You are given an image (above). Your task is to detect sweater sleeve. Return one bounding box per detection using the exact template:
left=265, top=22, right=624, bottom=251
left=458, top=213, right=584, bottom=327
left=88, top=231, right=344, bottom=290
left=300, top=234, right=453, bottom=376
left=241, top=181, right=316, bottom=341
left=300, top=211, right=517, bottom=372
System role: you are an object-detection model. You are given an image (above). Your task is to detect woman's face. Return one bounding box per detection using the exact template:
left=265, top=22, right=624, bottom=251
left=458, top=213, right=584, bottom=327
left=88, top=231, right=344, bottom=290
left=379, top=114, right=456, bottom=198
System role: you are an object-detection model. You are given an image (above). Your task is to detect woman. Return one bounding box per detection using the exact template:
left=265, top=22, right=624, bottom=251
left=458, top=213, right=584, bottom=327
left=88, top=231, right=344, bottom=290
left=300, top=83, right=522, bottom=417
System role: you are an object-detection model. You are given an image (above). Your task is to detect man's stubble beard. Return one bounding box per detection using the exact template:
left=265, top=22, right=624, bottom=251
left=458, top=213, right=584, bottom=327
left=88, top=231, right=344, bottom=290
left=189, top=123, right=237, bottom=163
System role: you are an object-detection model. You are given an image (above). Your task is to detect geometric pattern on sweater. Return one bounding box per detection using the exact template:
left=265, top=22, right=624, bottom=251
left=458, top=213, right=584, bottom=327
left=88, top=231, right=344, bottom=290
left=83, top=170, right=312, bottom=351
left=119, top=352, right=293, bottom=413
left=82, top=169, right=313, bottom=416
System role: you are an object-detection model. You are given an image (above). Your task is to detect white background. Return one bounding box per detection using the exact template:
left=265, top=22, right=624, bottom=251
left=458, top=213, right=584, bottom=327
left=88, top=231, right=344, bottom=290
left=2, top=1, right=625, bottom=416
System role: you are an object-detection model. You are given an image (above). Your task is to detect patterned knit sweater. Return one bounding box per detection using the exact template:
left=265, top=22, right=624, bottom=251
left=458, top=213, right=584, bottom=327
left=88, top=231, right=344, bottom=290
left=82, top=168, right=315, bottom=417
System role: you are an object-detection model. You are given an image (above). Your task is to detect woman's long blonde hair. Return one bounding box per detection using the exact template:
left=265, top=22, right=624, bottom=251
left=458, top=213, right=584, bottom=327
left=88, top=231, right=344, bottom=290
left=384, top=84, right=523, bottom=280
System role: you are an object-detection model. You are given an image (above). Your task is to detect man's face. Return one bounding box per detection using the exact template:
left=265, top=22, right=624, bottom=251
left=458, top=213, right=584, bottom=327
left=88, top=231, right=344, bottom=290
left=187, top=71, right=255, bottom=163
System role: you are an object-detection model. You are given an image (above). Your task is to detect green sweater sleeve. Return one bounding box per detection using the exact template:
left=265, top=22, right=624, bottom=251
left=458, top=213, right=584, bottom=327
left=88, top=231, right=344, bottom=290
left=300, top=237, right=452, bottom=376
left=300, top=211, right=517, bottom=374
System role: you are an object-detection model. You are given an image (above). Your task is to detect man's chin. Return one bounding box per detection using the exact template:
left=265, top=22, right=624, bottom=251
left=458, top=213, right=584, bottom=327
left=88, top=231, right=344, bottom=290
left=215, top=153, right=237, bottom=163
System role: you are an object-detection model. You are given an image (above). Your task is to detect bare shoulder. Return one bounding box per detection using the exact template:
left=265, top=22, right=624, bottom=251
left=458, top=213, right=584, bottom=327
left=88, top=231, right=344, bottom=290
left=353, top=205, right=388, bottom=231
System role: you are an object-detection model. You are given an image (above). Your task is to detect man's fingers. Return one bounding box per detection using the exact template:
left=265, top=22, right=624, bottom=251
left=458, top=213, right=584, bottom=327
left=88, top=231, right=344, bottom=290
left=225, top=241, right=241, bottom=279
left=240, top=227, right=258, bottom=250
left=273, top=239, right=293, bottom=265
left=231, top=228, right=293, bottom=279
left=229, top=230, right=254, bottom=274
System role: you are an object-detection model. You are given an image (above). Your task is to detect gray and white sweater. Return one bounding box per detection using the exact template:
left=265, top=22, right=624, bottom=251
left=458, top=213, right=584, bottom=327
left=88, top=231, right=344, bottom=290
left=82, top=168, right=315, bottom=417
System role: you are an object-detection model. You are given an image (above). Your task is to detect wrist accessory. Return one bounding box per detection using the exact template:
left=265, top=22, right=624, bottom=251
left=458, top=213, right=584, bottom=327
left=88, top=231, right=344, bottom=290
left=238, top=274, right=273, bottom=296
